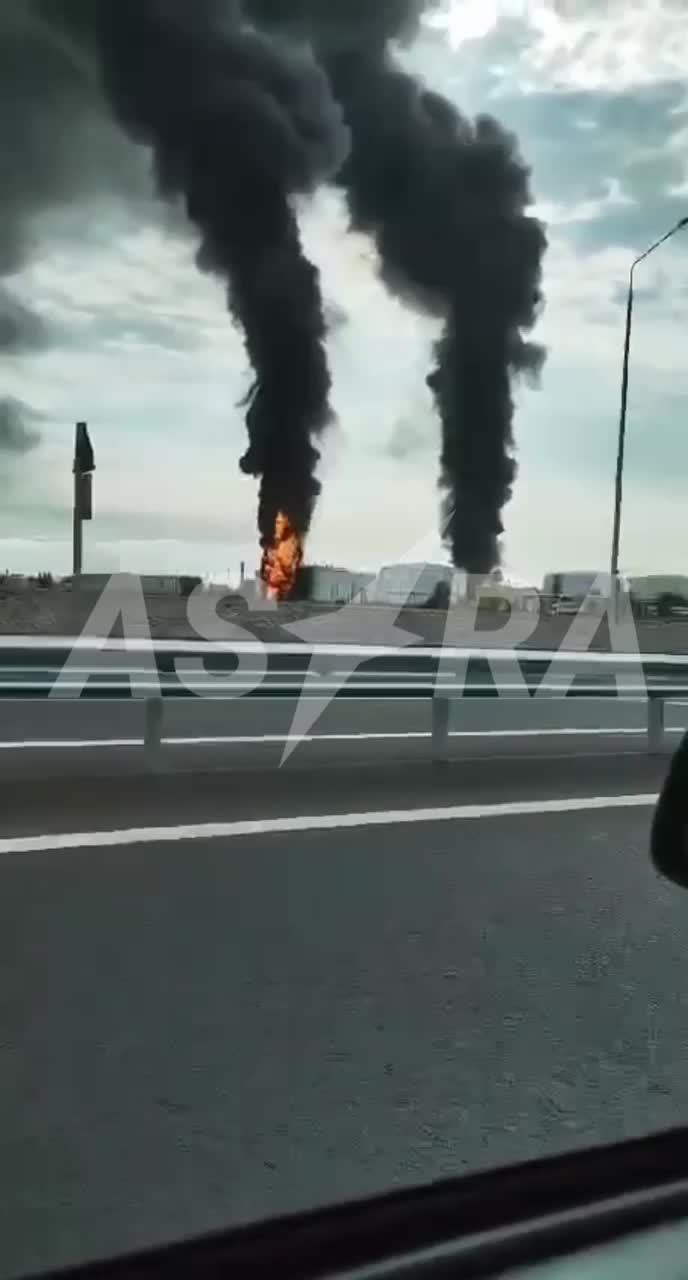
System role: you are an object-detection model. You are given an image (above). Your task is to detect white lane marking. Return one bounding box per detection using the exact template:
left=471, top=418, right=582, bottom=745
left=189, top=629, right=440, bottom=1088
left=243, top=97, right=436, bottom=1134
left=0, top=739, right=141, bottom=749
left=34, top=681, right=681, bottom=691
left=3, top=635, right=687, bottom=668
left=0, top=793, right=659, bottom=855
left=0, top=726, right=684, bottom=751
left=0, top=726, right=683, bottom=750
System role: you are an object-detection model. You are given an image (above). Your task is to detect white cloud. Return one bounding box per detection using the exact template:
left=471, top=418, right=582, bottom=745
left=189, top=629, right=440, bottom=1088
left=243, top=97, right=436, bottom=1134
left=435, top=0, right=688, bottom=93
left=533, top=177, right=634, bottom=227
left=520, top=0, right=688, bottom=93
left=426, top=0, right=508, bottom=47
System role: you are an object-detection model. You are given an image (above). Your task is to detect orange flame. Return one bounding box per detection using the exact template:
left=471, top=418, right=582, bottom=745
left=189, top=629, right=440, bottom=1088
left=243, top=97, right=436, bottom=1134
left=260, top=512, right=304, bottom=601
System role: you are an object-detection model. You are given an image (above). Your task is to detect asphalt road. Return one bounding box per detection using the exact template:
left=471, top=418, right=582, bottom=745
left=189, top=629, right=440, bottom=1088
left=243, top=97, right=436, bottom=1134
left=1, top=710, right=688, bottom=1278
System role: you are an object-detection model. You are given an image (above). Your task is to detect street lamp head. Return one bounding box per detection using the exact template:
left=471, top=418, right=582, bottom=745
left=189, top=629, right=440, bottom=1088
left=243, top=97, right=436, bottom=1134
left=678, top=216, right=688, bottom=228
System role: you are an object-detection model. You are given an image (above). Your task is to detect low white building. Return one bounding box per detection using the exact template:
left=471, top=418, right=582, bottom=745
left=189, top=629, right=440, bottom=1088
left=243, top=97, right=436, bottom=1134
left=366, top=564, right=540, bottom=611
left=240, top=566, right=375, bottom=605
left=475, top=582, right=541, bottom=613
left=307, top=566, right=375, bottom=604
left=542, top=570, right=616, bottom=599
left=370, top=562, right=456, bottom=607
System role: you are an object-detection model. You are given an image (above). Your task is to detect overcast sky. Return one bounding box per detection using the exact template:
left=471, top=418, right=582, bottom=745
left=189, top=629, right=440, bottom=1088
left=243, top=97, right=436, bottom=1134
left=3, top=0, right=688, bottom=587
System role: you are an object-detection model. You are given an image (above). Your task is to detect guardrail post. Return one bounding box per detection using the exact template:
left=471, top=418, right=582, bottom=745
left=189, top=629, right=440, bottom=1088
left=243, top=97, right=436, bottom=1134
left=432, top=696, right=450, bottom=763
left=144, top=696, right=165, bottom=770
left=647, top=696, right=665, bottom=755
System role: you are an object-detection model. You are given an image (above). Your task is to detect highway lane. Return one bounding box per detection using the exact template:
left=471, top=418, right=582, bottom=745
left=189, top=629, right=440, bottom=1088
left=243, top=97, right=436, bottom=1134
left=2, top=774, right=687, bottom=1278
left=0, top=749, right=671, bottom=838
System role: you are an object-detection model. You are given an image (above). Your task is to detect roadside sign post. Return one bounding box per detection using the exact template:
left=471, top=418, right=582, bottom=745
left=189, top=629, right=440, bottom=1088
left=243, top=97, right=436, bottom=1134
left=72, top=421, right=95, bottom=577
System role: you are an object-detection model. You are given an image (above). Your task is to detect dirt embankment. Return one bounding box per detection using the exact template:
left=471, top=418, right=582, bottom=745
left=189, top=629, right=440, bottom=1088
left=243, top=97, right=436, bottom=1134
left=1, top=586, right=688, bottom=654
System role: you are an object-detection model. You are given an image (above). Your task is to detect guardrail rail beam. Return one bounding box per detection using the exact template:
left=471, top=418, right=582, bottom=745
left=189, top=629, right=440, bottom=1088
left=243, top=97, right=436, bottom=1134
left=0, top=641, right=686, bottom=763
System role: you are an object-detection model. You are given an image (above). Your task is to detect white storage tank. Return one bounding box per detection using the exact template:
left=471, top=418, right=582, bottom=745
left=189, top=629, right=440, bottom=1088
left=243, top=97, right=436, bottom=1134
left=371, top=562, right=454, bottom=607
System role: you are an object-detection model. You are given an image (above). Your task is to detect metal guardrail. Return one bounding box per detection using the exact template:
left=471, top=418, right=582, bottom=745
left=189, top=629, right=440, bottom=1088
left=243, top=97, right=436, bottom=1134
left=0, top=638, right=686, bottom=764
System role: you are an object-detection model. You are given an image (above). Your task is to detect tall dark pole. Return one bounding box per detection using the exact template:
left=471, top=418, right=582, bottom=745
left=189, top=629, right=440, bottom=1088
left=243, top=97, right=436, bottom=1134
left=610, top=272, right=635, bottom=589
left=72, top=466, right=83, bottom=577
left=72, top=421, right=95, bottom=577
left=610, top=217, right=688, bottom=619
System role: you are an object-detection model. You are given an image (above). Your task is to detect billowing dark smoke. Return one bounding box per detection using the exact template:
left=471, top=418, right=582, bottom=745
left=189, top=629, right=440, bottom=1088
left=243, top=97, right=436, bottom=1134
left=78, top=0, right=345, bottom=554
left=247, top=0, right=547, bottom=574
left=0, top=397, right=41, bottom=454
left=333, top=53, right=545, bottom=570
left=245, top=1, right=428, bottom=52
left=2, top=0, right=546, bottom=575
left=1, top=0, right=347, bottom=551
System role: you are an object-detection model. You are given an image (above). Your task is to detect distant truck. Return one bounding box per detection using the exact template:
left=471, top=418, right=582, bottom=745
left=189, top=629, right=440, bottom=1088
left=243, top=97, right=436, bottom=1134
left=629, top=576, right=688, bottom=618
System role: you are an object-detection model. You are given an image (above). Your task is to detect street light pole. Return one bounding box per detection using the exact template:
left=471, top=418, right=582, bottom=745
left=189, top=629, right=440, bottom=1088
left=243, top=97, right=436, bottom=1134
left=610, top=217, right=688, bottom=618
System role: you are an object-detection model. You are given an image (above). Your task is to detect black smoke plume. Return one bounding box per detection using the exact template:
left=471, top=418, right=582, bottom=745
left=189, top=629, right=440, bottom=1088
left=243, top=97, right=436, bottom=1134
left=245, top=1, right=428, bottom=52
left=247, top=0, right=547, bottom=574
left=81, top=0, right=346, bottom=554
left=329, top=50, right=546, bottom=572
left=1, top=1, right=347, bottom=553
left=3, top=1, right=546, bottom=576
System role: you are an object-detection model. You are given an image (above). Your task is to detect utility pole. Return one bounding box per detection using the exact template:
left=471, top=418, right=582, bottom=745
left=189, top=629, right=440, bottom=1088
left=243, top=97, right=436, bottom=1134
left=611, top=216, right=688, bottom=620
left=72, top=421, right=95, bottom=577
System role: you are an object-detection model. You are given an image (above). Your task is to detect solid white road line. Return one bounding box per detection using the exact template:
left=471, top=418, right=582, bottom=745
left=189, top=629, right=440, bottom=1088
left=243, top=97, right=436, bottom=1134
left=0, top=793, right=658, bottom=854
left=0, top=726, right=681, bottom=750
left=3, top=636, right=686, bottom=666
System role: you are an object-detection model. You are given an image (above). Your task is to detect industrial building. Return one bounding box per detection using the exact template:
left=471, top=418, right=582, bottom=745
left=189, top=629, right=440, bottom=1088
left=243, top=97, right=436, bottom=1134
left=542, top=570, right=616, bottom=600
left=240, top=565, right=375, bottom=606
left=629, top=575, right=688, bottom=602
left=475, top=581, right=540, bottom=613
left=304, top=566, right=375, bottom=604
left=60, top=573, right=183, bottom=594
left=629, top=575, right=688, bottom=617
left=369, top=562, right=456, bottom=607
left=541, top=570, right=631, bottom=614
